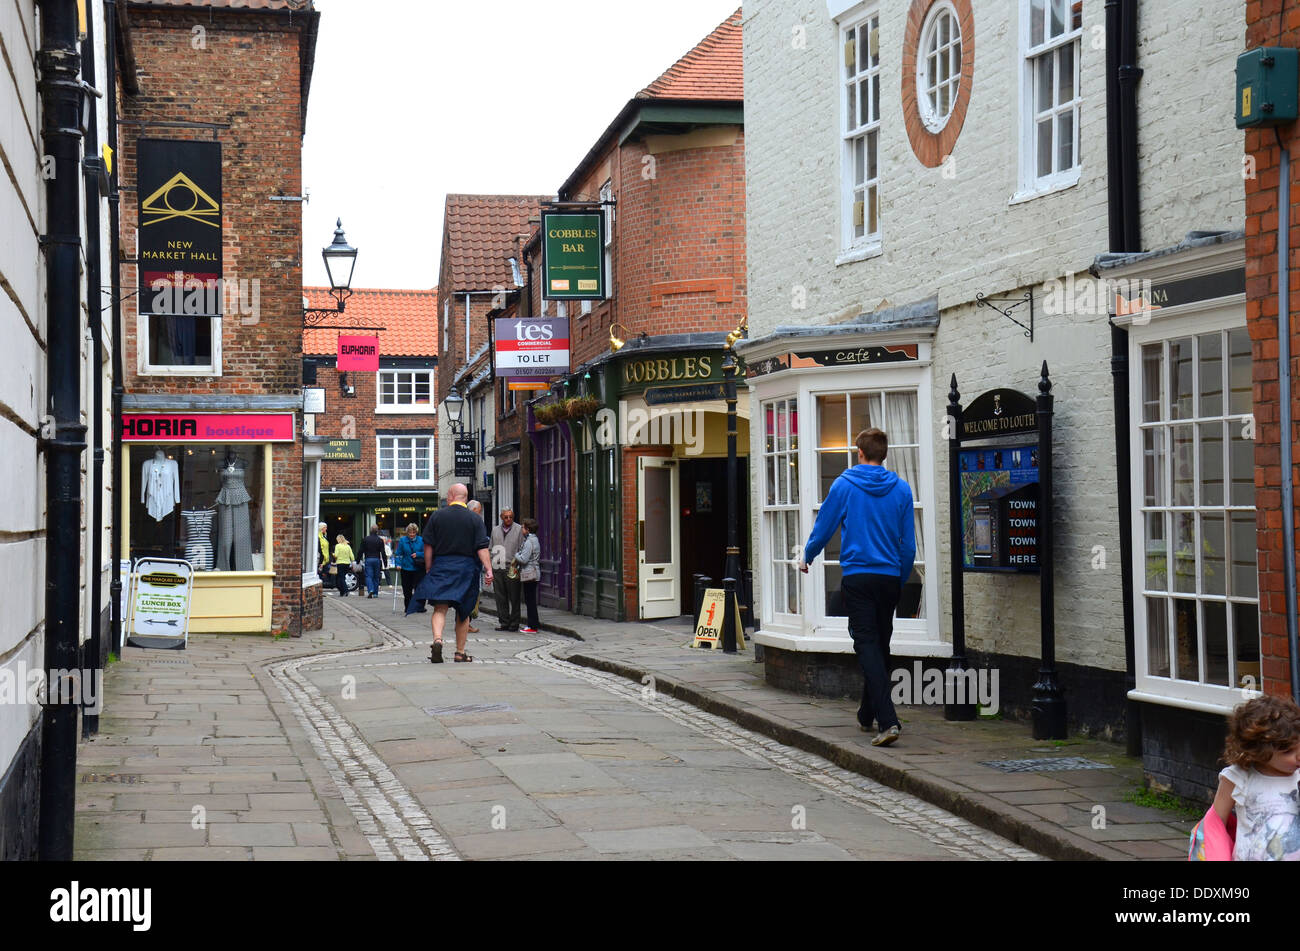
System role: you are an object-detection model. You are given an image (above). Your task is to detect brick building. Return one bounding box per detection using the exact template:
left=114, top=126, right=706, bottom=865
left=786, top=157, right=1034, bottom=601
left=435, top=194, right=547, bottom=520
left=304, top=287, right=440, bottom=553
left=1243, top=9, right=1300, bottom=706
left=117, top=0, right=319, bottom=634
left=518, top=9, right=749, bottom=621
left=742, top=0, right=1247, bottom=798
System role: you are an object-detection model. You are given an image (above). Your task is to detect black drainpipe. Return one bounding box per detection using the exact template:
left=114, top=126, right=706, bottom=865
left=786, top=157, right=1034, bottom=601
left=107, top=0, right=126, bottom=658
left=81, top=2, right=105, bottom=739
left=37, top=0, right=89, bottom=862
left=1106, top=0, right=1143, bottom=757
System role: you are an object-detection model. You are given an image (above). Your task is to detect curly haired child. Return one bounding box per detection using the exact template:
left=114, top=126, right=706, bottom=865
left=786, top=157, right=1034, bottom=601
left=1212, top=695, right=1300, bottom=861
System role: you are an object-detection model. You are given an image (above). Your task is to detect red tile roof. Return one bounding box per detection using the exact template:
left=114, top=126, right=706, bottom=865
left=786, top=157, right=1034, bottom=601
left=638, top=7, right=743, bottom=102
left=302, top=287, right=438, bottom=358
left=440, top=194, right=548, bottom=293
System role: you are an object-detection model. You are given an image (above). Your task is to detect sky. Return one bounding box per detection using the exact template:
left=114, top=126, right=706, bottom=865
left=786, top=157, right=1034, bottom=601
left=300, top=0, right=743, bottom=291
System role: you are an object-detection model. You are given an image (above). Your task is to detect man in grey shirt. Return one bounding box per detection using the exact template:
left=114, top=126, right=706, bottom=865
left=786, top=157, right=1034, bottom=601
left=490, top=507, right=523, bottom=631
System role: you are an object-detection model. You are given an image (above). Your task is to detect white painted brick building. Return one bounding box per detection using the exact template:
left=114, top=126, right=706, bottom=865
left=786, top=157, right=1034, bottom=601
left=739, top=0, right=1244, bottom=737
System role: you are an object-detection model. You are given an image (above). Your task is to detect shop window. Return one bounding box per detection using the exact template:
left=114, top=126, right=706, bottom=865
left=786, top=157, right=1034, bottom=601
left=140, top=314, right=219, bottom=375
left=762, top=398, right=803, bottom=617
left=378, top=371, right=434, bottom=413
left=601, top=180, right=615, bottom=300
left=1020, top=0, right=1083, bottom=194
left=377, top=436, right=433, bottom=485
left=840, top=10, right=882, bottom=253
left=813, top=390, right=925, bottom=620
left=130, top=444, right=265, bottom=571
left=1136, top=327, right=1259, bottom=700
left=302, top=460, right=320, bottom=583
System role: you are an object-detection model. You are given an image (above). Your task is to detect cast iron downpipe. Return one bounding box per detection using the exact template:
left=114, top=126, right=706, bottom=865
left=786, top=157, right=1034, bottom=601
left=1278, top=140, right=1300, bottom=701
left=107, top=0, right=126, bottom=657
left=82, top=1, right=105, bottom=738
left=37, top=0, right=89, bottom=862
left=1105, top=0, right=1143, bottom=755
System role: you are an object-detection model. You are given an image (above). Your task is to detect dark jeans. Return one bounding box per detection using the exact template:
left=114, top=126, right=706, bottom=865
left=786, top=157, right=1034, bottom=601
left=401, top=566, right=427, bottom=612
left=335, top=565, right=349, bottom=596
left=522, top=580, right=539, bottom=629
left=364, top=557, right=382, bottom=596
left=494, top=573, right=521, bottom=628
left=842, top=573, right=901, bottom=732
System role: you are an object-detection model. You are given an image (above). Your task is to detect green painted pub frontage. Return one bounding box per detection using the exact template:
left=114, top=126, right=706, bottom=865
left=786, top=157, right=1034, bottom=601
left=530, top=333, right=751, bottom=622
left=319, top=491, right=441, bottom=552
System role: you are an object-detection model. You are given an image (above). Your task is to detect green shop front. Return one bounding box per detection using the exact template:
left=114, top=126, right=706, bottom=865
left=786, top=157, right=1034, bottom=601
left=319, top=491, right=441, bottom=550
left=547, top=334, right=750, bottom=622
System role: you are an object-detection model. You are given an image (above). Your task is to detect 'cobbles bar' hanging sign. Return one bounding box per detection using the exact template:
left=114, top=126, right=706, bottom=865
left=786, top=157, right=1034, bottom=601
left=542, top=211, right=605, bottom=300
left=137, top=139, right=223, bottom=315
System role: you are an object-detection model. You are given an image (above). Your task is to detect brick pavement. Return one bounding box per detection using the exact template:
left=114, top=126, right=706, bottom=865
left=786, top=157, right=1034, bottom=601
left=481, top=594, right=1200, bottom=861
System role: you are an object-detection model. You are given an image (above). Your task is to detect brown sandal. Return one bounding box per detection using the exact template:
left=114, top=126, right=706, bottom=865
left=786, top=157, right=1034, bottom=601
left=430, top=641, right=443, bottom=663
left=454, top=651, right=473, bottom=663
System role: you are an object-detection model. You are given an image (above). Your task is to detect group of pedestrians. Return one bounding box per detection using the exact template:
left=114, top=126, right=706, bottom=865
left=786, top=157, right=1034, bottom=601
left=317, top=524, right=394, bottom=599
left=488, top=507, right=541, bottom=635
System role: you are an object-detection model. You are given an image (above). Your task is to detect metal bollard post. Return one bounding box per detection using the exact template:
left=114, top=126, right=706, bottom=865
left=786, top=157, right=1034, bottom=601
left=722, top=577, right=737, bottom=654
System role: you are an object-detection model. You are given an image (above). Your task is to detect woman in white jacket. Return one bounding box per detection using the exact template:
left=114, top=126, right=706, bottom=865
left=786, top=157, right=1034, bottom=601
left=514, top=518, right=541, bottom=634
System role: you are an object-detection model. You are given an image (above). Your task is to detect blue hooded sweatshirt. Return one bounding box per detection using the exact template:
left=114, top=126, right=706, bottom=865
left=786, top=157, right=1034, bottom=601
left=804, top=464, right=916, bottom=585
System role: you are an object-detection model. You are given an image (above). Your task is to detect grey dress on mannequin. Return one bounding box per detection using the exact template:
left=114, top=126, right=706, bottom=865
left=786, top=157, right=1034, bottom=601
left=214, top=454, right=254, bottom=571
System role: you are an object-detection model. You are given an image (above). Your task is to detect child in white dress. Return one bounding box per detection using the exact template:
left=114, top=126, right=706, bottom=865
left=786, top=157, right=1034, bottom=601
left=1212, top=695, right=1300, bottom=861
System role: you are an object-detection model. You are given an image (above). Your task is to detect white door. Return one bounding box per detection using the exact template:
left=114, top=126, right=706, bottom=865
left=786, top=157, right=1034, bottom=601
left=638, top=457, right=679, bottom=619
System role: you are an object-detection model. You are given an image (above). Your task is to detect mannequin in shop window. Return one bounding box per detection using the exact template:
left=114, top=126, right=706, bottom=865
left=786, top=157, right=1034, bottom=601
left=142, top=449, right=180, bottom=522
left=214, top=451, right=254, bottom=571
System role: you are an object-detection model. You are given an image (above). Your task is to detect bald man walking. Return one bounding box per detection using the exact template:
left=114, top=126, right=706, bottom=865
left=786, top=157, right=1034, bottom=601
left=408, top=484, right=493, bottom=663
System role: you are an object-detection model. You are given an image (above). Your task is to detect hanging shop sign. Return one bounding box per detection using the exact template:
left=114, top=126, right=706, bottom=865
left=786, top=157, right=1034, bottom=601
left=338, top=335, right=380, bottom=372
left=454, top=438, right=476, bottom=478
left=959, top=446, right=1040, bottom=570
left=507, top=379, right=553, bottom=392
left=542, top=211, right=605, bottom=300
left=137, top=139, right=223, bottom=316
left=494, top=318, right=570, bottom=377
left=322, top=439, right=361, bottom=460
left=122, top=413, right=295, bottom=442
left=746, top=344, right=919, bottom=379
left=128, top=557, right=195, bottom=650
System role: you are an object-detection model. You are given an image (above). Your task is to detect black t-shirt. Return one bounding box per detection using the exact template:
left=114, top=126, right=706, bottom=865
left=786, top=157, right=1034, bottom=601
left=361, top=533, right=386, bottom=559
left=422, top=505, right=490, bottom=559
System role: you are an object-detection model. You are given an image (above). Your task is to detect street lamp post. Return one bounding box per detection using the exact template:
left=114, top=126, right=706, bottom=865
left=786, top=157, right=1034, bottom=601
left=721, top=323, right=746, bottom=654
left=304, top=220, right=375, bottom=330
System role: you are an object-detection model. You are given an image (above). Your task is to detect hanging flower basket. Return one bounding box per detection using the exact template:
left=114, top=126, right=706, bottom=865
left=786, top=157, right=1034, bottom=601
left=533, top=401, right=564, bottom=426
left=565, top=396, right=601, bottom=419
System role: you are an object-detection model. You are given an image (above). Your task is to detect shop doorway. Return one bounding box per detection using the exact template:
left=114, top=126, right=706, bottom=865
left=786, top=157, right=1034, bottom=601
left=678, top=457, right=750, bottom=616
left=638, top=457, right=679, bottom=619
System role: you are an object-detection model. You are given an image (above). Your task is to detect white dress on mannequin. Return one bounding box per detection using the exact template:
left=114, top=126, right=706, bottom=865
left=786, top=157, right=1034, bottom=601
left=142, top=451, right=181, bottom=522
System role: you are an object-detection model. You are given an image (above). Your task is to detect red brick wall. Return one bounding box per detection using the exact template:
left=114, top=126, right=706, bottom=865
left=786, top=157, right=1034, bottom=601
left=1244, top=9, right=1300, bottom=697
left=310, top=364, right=439, bottom=489
left=121, top=9, right=311, bottom=631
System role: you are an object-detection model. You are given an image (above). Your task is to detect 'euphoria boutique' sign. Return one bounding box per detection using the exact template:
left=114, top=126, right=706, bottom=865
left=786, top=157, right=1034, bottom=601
left=542, top=211, right=605, bottom=300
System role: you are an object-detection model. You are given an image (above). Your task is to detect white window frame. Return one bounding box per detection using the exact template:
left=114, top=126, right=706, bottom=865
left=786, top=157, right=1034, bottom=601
left=1014, top=0, right=1083, bottom=201
left=760, top=397, right=805, bottom=625
left=376, top=369, right=436, bottom=415
left=302, top=458, right=321, bottom=587
left=600, top=180, right=615, bottom=300
left=376, top=435, right=434, bottom=486
left=838, top=8, right=883, bottom=262
left=136, top=313, right=222, bottom=376
left=1127, top=305, right=1260, bottom=712
left=750, top=360, right=942, bottom=655
left=916, top=0, right=962, bottom=134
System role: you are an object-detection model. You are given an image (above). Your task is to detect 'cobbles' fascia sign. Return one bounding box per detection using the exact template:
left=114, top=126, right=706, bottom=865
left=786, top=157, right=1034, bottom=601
left=619, top=353, right=723, bottom=395
left=542, top=211, right=605, bottom=300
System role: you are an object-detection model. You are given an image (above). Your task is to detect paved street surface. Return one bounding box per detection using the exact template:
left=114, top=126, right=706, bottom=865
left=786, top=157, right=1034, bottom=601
left=74, top=592, right=1040, bottom=861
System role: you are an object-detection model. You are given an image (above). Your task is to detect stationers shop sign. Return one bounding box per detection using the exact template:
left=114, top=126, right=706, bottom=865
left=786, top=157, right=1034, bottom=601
left=542, top=211, right=605, bottom=300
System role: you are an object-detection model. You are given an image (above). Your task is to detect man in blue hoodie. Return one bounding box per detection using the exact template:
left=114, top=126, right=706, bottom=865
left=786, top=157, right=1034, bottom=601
left=801, top=428, right=915, bottom=747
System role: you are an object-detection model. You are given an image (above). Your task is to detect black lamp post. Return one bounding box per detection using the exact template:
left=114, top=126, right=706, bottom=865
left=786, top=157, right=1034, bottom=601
left=721, top=322, right=746, bottom=653
left=304, top=219, right=374, bottom=330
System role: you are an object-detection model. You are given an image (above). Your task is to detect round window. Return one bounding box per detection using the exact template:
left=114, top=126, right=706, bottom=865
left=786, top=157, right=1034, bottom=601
left=917, top=3, right=962, bottom=132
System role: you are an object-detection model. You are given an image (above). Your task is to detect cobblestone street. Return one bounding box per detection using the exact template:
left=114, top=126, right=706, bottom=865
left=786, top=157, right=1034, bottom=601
left=74, top=597, right=1041, bottom=861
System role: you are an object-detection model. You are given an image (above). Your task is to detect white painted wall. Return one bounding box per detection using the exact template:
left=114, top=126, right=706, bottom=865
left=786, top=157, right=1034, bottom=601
left=743, top=0, right=1245, bottom=671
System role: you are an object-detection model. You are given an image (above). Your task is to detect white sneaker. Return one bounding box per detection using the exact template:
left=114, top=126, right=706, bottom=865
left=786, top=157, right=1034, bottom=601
left=871, top=725, right=901, bottom=747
